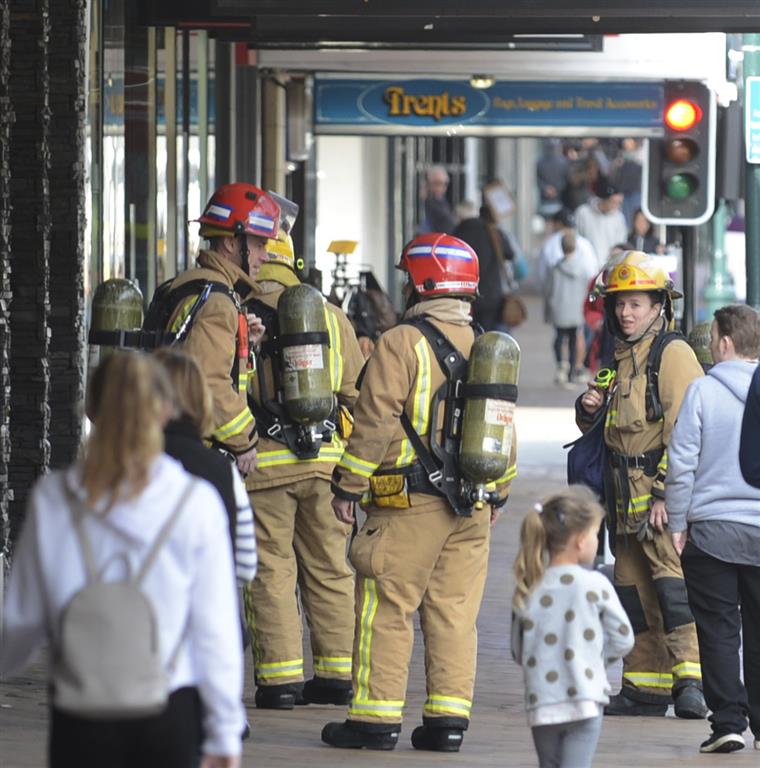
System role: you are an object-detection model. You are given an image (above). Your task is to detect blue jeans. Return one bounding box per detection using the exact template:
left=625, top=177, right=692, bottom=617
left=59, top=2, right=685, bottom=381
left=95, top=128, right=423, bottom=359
left=531, top=712, right=603, bottom=768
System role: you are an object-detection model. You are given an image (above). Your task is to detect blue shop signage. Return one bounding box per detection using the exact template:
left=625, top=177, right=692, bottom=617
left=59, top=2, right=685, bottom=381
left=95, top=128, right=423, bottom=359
left=314, top=78, right=664, bottom=135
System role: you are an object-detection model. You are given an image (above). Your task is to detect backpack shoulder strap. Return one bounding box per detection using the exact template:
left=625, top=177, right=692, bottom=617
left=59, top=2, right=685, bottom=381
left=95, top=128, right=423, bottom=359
left=133, top=480, right=196, bottom=587
left=68, top=491, right=99, bottom=585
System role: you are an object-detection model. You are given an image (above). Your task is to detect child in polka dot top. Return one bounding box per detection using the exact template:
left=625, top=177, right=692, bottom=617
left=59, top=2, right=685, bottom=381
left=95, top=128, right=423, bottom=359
left=511, top=485, right=634, bottom=768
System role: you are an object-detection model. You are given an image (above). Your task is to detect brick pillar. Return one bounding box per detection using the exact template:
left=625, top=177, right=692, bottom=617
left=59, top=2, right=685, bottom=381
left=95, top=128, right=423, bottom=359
left=0, top=2, right=12, bottom=557
left=48, top=0, right=85, bottom=470
left=7, top=0, right=52, bottom=545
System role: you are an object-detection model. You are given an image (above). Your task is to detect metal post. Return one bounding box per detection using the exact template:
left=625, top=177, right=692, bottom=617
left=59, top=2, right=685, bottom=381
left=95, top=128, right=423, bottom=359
left=744, top=33, right=760, bottom=308
left=703, top=199, right=736, bottom=315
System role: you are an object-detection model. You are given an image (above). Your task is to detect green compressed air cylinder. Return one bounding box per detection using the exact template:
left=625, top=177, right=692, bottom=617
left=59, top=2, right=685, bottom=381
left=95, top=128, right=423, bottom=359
left=90, top=278, right=144, bottom=357
left=459, top=331, right=520, bottom=484
left=687, top=321, right=713, bottom=371
left=278, top=283, right=334, bottom=425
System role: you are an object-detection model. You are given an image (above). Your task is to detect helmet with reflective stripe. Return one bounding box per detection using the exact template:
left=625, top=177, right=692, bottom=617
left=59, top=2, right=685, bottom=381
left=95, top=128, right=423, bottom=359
left=195, top=183, right=280, bottom=240
left=603, top=250, right=682, bottom=298
left=397, top=233, right=479, bottom=299
left=259, top=230, right=303, bottom=286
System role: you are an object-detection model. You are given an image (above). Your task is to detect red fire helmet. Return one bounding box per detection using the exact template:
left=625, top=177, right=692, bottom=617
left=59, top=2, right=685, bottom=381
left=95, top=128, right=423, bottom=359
left=195, top=183, right=280, bottom=240
left=398, top=233, right=479, bottom=298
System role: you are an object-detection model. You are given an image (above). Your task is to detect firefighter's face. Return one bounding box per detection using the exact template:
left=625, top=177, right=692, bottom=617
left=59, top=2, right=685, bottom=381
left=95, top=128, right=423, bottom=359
left=614, top=292, right=661, bottom=339
left=244, top=235, right=269, bottom=277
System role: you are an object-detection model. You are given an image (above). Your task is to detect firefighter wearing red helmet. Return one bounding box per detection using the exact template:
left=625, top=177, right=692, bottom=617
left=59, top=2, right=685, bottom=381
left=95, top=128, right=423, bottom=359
left=322, top=233, right=517, bottom=753
left=165, top=183, right=280, bottom=471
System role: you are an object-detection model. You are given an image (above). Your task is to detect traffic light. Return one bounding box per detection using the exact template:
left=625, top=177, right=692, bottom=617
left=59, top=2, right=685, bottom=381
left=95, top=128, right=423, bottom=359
left=643, top=80, right=716, bottom=226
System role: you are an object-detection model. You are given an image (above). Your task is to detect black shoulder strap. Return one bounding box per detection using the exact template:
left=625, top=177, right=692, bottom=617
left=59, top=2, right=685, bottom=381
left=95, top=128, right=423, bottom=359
left=645, top=329, right=683, bottom=422
left=399, top=316, right=471, bottom=515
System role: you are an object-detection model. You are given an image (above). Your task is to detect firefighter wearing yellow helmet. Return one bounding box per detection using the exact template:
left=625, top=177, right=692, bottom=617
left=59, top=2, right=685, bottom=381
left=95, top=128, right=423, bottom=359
left=242, top=198, right=365, bottom=710
left=577, top=251, right=707, bottom=718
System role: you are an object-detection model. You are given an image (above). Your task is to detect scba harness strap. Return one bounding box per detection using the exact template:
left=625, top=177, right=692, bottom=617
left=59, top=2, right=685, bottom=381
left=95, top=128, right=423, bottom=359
left=246, top=297, right=336, bottom=460
left=398, top=316, right=479, bottom=517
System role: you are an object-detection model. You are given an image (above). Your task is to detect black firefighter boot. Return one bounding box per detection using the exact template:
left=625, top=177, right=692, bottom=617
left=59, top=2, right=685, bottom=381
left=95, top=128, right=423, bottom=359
left=604, top=686, right=669, bottom=717
left=254, top=682, right=302, bottom=710
left=302, top=676, right=353, bottom=705
left=321, top=719, right=400, bottom=750
left=411, top=717, right=468, bottom=753
left=673, top=680, right=708, bottom=719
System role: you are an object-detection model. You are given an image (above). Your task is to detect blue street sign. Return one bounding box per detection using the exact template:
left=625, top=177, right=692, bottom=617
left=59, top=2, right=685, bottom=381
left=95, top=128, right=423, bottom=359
left=314, top=78, right=665, bottom=135
left=746, top=76, right=760, bottom=164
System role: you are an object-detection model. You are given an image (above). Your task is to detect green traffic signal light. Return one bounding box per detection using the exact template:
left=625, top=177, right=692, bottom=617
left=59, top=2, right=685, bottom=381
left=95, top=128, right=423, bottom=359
left=665, top=173, right=698, bottom=200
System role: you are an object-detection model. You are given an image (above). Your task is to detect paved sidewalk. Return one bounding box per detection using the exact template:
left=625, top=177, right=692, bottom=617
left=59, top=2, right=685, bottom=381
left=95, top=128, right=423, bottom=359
left=3, top=295, right=758, bottom=766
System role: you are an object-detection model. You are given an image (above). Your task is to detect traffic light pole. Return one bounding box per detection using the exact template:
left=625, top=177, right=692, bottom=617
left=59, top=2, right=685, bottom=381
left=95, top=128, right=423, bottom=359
left=745, top=33, right=760, bottom=309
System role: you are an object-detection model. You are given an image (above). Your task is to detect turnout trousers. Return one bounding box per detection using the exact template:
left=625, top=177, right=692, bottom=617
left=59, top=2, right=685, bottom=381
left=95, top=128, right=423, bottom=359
left=614, top=532, right=701, bottom=701
left=346, top=500, right=490, bottom=726
left=244, top=477, right=355, bottom=686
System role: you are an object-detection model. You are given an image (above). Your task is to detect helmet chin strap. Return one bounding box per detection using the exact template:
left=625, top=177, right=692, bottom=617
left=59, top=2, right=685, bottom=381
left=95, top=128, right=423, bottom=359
left=238, top=233, right=250, bottom=277
left=622, top=308, right=664, bottom=345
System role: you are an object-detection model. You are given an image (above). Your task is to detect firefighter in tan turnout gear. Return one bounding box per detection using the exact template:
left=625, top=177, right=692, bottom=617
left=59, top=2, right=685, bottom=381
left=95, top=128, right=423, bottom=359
left=578, top=251, right=707, bottom=718
left=243, top=204, right=365, bottom=710
left=322, top=233, right=518, bottom=753
left=165, top=183, right=280, bottom=472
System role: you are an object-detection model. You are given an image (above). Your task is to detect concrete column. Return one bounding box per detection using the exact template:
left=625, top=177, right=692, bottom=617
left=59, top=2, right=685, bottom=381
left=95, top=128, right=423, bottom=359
left=262, top=73, right=287, bottom=194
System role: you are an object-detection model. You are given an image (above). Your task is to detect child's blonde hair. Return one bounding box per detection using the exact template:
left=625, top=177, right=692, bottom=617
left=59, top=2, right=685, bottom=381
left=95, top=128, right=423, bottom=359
left=512, top=485, right=604, bottom=610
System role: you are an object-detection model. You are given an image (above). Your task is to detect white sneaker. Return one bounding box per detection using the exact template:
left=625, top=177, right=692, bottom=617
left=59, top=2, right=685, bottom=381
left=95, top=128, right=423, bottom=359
left=754, top=738, right=760, bottom=750
left=554, top=361, right=570, bottom=385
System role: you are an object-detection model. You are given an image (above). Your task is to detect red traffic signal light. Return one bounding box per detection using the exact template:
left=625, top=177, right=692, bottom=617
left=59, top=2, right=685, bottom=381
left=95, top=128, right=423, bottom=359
left=643, top=81, right=715, bottom=225
left=664, top=99, right=702, bottom=132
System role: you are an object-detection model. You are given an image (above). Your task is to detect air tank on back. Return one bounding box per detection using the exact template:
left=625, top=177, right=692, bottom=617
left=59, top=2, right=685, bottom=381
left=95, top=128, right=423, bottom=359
left=459, top=331, right=520, bottom=484
left=88, top=278, right=144, bottom=364
left=277, top=283, right=334, bottom=424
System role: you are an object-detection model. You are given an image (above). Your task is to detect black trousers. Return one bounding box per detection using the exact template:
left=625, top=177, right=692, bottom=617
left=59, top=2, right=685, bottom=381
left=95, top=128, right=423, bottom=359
left=681, top=541, right=760, bottom=737
left=553, top=326, right=577, bottom=366
left=49, top=687, right=203, bottom=768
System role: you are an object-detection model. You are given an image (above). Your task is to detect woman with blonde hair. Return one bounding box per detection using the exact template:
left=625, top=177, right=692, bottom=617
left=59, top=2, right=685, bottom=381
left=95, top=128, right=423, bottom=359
left=0, top=351, right=243, bottom=768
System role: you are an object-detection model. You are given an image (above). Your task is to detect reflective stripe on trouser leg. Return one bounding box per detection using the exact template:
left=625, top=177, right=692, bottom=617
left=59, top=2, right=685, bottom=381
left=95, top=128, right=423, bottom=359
left=293, top=477, right=354, bottom=680
left=348, top=577, right=405, bottom=722
left=420, top=506, right=490, bottom=722
left=246, top=485, right=304, bottom=686
left=615, top=535, right=672, bottom=701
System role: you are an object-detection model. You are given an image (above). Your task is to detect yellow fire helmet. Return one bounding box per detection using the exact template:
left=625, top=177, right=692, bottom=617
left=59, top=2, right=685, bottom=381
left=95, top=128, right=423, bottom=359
left=258, top=230, right=304, bottom=286
left=603, top=250, right=682, bottom=298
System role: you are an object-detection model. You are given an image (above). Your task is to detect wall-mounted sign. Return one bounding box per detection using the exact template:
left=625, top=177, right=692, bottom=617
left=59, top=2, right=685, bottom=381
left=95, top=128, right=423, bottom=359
left=314, top=78, right=665, bottom=136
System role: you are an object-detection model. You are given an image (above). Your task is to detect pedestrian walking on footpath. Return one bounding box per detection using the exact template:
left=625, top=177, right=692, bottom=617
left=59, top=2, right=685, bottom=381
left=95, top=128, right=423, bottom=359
left=667, top=304, right=760, bottom=754
left=512, top=486, right=634, bottom=768
left=0, top=352, right=244, bottom=768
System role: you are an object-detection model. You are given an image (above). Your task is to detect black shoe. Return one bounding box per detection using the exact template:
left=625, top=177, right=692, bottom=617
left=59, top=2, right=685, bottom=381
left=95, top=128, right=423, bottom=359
left=321, top=720, right=400, bottom=750
left=604, top=692, right=668, bottom=717
left=241, top=720, right=251, bottom=741
left=411, top=725, right=465, bottom=752
left=302, top=677, right=353, bottom=705
left=674, top=683, right=708, bottom=719
left=255, top=684, right=298, bottom=710
left=699, top=733, right=745, bottom=753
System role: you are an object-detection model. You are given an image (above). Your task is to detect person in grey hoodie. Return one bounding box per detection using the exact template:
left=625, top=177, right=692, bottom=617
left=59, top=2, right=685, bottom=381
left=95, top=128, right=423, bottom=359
left=666, top=303, right=760, bottom=756
left=546, top=231, right=590, bottom=385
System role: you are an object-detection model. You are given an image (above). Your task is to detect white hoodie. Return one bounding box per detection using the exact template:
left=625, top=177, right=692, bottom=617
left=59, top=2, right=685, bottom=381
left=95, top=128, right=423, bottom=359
left=0, top=453, right=244, bottom=757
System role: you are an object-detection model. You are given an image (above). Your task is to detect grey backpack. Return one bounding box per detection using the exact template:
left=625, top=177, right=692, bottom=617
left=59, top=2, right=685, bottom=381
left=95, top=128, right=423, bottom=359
left=52, top=480, right=195, bottom=719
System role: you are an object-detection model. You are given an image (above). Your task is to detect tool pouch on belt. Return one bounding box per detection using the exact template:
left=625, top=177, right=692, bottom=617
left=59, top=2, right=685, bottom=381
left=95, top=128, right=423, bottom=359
left=368, top=473, right=411, bottom=509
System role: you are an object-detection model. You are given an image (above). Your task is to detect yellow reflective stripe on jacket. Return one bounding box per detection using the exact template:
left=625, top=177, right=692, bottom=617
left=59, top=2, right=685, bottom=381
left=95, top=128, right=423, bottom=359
left=623, top=671, right=673, bottom=689
left=497, top=462, right=518, bottom=485
left=396, top=337, right=432, bottom=468
left=672, top=661, right=701, bottom=679
left=605, top=408, right=617, bottom=429
left=314, top=656, right=352, bottom=675
left=169, top=296, right=198, bottom=333
left=256, top=658, right=305, bottom=682
left=657, top=450, right=668, bottom=475
left=257, top=444, right=345, bottom=468
left=325, top=308, right=343, bottom=393
left=338, top=451, right=379, bottom=478
left=423, top=694, right=472, bottom=717
left=213, top=406, right=254, bottom=442
left=616, top=493, right=652, bottom=515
